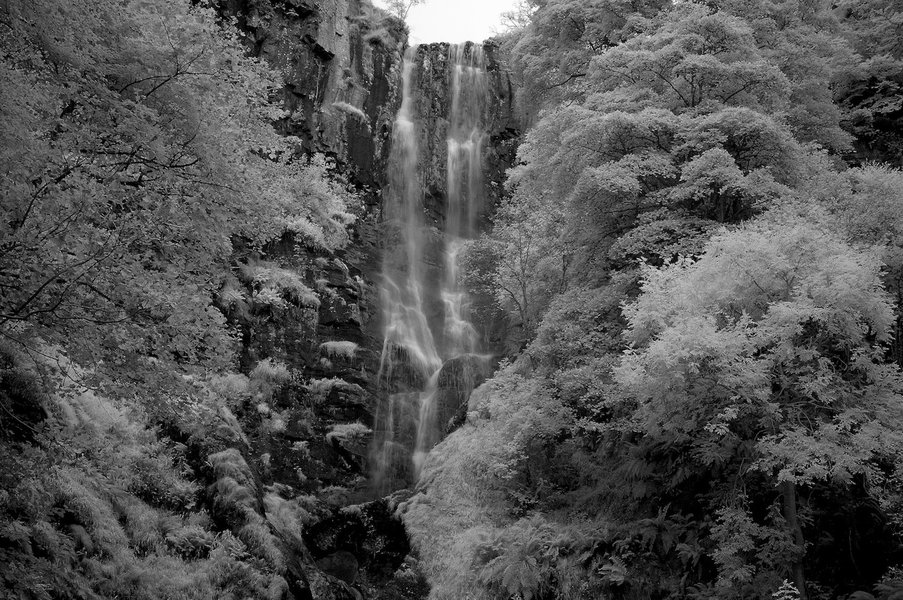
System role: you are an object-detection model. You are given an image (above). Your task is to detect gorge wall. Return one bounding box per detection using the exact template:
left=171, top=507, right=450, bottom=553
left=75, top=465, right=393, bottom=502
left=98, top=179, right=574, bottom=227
left=202, top=2, right=520, bottom=598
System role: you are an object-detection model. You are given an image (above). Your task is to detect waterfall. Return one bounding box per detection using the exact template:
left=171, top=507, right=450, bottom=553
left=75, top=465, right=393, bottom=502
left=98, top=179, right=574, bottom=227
left=371, top=43, right=489, bottom=494
left=442, top=43, right=486, bottom=357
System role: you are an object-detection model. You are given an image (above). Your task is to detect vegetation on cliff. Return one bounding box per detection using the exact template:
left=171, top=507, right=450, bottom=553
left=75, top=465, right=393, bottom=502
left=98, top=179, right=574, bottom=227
left=0, top=0, right=406, bottom=598
left=406, top=1, right=903, bottom=599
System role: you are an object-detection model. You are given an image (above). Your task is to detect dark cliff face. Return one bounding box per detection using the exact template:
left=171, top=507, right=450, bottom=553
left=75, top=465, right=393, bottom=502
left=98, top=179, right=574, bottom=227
left=406, top=41, right=519, bottom=226
left=210, top=0, right=401, bottom=489
left=216, top=0, right=406, bottom=189
left=197, top=3, right=520, bottom=598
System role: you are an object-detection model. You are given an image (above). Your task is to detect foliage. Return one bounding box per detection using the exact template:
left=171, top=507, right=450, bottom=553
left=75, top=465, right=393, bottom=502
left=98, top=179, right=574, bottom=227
left=773, top=579, right=802, bottom=600
left=0, top=0, right=352, bottom=392
left=319, top=340, right=359, bottom=359
left=460, top=197, right=567, bottom=342
left=325, top=422, right=372, bottom=444
left=506, top=0, right=670, bottom=118
left=0, top=0, right=362, bottom=596
left=239, top=261, right=321, bottom=311
left=408, top=1, right=903, bottom=599
left=376, top=0, right=425, bottom=21
left=0, top=358, right=282, bottom=599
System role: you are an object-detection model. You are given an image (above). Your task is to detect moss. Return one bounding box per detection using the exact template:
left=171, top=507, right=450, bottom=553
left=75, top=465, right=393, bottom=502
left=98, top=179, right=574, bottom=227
left=208, top=449, right=256, bottom=492
left=306, top=377, right=365, bottom=399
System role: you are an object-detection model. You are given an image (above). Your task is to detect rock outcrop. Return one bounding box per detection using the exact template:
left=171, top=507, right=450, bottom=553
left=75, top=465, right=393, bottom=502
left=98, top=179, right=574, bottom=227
left=216, top=0, right=405, bottom=186
left=192, top=3, right=520, bottom=599
left=405, top=42, right=519, bottom=231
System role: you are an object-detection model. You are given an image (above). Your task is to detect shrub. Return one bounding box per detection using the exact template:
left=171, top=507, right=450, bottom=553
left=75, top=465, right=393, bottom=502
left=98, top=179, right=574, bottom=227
left=207, top=372, right=251, bottom=402
left=263, top=492, right=309, bottom=542
left=238, top=261, right=320, bottom=310
left=306, top=377, right=364, bottom=399
left=208, top=449, right=256, bottom=492
left=325, top=422, right=372, bottom=444
left=319, top=340, right=359, bottom=359
left=331, top=101, right=369, bottom=125
left=250, top=358, right=292, bottom=385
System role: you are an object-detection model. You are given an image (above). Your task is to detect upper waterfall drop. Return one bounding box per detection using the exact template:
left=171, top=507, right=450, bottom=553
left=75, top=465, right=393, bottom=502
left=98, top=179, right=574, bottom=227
left=442, top=43, right=487, bottom=357
left=370, top=42, right=492, bottom=495
left=377, top=44, right=441, bottom=388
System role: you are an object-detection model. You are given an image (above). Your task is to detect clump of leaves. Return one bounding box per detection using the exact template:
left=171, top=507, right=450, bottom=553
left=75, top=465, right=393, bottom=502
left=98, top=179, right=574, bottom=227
left=239, top=260, right=320, bottom=310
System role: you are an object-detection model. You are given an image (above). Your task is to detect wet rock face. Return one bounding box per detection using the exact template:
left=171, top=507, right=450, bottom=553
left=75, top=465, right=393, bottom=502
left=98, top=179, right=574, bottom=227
left=304, top=499, right=426, bottom=597
left=406, top=42, right=519, bottom=231
left=381, top=41, right=518, bottom=369
left=214, top=0, right=405, bottom=190
left=434, top=354, right=489, bottom=434
left=223, top=234, right=380, bottom=499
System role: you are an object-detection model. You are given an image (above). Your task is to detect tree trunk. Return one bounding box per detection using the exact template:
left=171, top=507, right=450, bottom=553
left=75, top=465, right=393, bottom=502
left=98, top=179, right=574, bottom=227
left=782, top=480, right=808, bottom=600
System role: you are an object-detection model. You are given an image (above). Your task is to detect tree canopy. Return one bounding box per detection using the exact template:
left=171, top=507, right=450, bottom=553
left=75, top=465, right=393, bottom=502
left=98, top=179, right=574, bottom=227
left=409, top=1, right=903, bottom=599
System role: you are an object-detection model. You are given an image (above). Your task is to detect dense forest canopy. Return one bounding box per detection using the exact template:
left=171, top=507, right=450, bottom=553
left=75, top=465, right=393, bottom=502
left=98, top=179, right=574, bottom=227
left=1, top=0, right=361, bottom=597
left=3, top=0, right=903, bottom=599
left=407, top=0, right=903, bottom=599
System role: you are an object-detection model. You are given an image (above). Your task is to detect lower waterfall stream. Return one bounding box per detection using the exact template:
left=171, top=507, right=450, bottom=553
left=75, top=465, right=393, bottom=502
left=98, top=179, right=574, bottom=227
left=371, top=43, right=490, bottom=494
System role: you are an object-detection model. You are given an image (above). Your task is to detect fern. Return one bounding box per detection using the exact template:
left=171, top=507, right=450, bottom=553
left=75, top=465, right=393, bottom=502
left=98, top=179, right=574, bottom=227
left=331, top=101, right=369, bottom=125
left=772, top=579, right=801, bottom=600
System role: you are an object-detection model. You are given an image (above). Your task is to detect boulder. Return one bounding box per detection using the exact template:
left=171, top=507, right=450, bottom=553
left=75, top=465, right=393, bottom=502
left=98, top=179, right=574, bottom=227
left=434, top=354, right=489, bottom=433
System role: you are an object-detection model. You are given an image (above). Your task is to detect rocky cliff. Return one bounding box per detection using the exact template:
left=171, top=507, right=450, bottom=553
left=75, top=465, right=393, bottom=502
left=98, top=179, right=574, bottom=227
left=200, top=3, right=520, bottom=598
left=405, top=42, right=519, bottom=218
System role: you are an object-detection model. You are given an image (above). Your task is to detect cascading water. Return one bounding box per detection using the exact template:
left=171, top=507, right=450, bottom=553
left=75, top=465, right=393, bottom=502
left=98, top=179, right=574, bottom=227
left=442, top=43, right=486, bottom=357
left=371, top=43, right=489, bottom=494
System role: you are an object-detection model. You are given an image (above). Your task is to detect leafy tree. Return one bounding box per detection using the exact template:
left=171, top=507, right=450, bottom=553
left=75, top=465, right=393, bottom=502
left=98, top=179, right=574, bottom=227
left=833, top=0, right=903, bottom=163
left=507, top=0, right=668, bottom=117
left=0, top=0, right=353, bottom=396
left=377, top=0, right=425, bottom=21
left=495, top=0, right=536, bottom=34
left=799, top=163, right=903, bottom=366
left=0, top=0, right=360, bottom=597
left=461, top=194, right=569, bottom=343
left=499, top=5, right=805, bottom=310
left=617, top=208, right=903, bottom=598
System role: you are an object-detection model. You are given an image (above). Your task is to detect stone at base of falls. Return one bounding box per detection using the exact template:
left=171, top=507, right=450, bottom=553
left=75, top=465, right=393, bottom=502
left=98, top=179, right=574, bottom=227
left=379, top=344, right=438, bottom=392
left=307, top=569, right=362, bottom=600
left=434, top=354, right=489, bottom=434
left=316, top=550, right=360, bottom=584
left=304, top=498, right=428, bottom=598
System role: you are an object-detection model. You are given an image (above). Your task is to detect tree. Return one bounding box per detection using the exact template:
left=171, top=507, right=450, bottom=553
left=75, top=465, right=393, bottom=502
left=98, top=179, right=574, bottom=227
left=834, top=0, right=903, bottom=163
left=461, top=195, right=569, bottom=344
left=803, top=163, right=903, bottom=366
left=0, top=0, right=359, bottom=598
left=496, top=0, right=535, bottom=33
left=379, top=0, right=425, bottom=21
left=0, top=0, right=353, bottom=397
left=499, top=5, right=805, bottom=295
left=405, top=0, right=903, bottom=597
left=617, top=207, right=903, bottom=598
left=508, top=0, right=669, bottom=117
